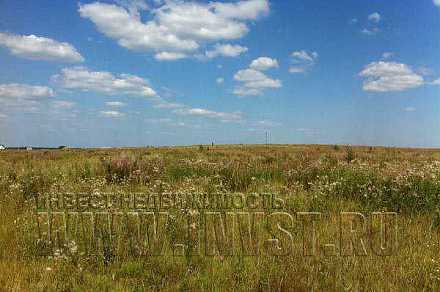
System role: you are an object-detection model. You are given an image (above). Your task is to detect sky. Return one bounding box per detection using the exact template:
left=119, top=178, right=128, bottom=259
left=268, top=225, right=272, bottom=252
left=0, top=0, right=439, bottom=148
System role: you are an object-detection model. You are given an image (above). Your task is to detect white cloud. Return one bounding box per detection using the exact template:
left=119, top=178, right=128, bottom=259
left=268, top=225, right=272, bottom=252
left=52, top=100, right=75, bottom=109
left=216, top=77, right=224, bottom=84
left=174, top=107, right=243, bottom=122
left=233, top=87, right=262, bottom=96
left=79, top=2, right=198, bottom=52
left=79, top=0, right=267, bottom=60
left=432, top=79, right=440, bottom=85
left=0, top=32, right=84, bottom=63
left=404, top=107, right=416, bottom=112
left=154, top=51, right=187, bottom=61
left=249, top=57, right=278, bottom=71
left=204, top=44, right=248, bottom=59
left=350, top=18, right=358, bottom=24
left=211, top=0, right=269, bottom=19
left=234, top=68, right=281, bottom=96
left=105, top=101, right=126, bottom=107
left=291, top=50, right=318, bottom=63
left=288, top=67, right=307, bottom=74
left=359, top=61, right=424, bottom=92
left=100, top=110, right=125, bottom=118
left=435, top=0, right=440, bottom=6
left=234, top=69, right=281, bottom=87
left=382, top=52, right=394, bottom=59
left=289, top=50, right=318, bottom=73
left=0, top=84, right=54, bottom=113
left=52, top=66, right=156, bottom=97
left=233, top=57, right=282, bottom=96
left=0, top=113, right=7, bottom=119
left=368, top=12, right=381, bottom=23
left=361, top=27, right=379, bottom=36
left=361, top=13, right=381, bottom=36
left=0, top=83, right=55, bottom=99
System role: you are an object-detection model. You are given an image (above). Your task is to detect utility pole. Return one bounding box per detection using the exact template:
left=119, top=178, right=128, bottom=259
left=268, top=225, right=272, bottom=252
left=265, top=131, right=269, bottom=146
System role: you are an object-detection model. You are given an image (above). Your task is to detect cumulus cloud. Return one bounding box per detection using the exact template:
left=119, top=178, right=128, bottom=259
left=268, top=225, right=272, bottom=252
left=0, top=32, right=84, bottom=63
left=432, top=79, right=440, bottom=85
left=50, top=66, right=244, bottom=123
left=289, top=50, right=318, bottom=73
left=0, top=83, right=55, bottom=99
left=435, top=0, right=440, bottom=6
left=79, top=0, right=267, bottom=60
left=368, top=12, right=381, bottom=23
left=52, top=67, right=156, bottom=97
left=174, top=107, right=243, bottom=122
left=359, top=61, right=424, bottom=92
left=105, top=101, right=126, bottom=107
left=216, top=77, right=224, bottom=84
left=0, top=83, right=54, bottom=112
left=249, top=57, right=278, bottom=71
left=100, top=110, right=125, bottom=118
left=234, top=57, right=281, bottom=96
left=234, top=68, right=281, bottom=96
left=154, top=51, right=187, bottom=61
left=210, top=0, right=269, bottom=19
left=204, top=44, right=248, bottom=59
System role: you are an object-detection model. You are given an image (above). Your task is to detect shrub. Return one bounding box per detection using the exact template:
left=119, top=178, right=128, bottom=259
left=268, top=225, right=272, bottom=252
left=344, top=146, right=355, bottom=163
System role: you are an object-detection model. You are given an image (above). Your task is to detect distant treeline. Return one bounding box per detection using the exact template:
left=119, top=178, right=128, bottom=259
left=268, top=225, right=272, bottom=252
left=4, top=146, right=68, bottom=150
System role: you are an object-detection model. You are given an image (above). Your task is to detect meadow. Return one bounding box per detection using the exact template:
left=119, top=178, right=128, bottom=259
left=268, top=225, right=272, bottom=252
left=0, top=144, right=440, bottom=291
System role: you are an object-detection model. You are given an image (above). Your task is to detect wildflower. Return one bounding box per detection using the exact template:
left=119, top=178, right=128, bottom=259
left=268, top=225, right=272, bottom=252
left=68, top=240, right=78, bottom=254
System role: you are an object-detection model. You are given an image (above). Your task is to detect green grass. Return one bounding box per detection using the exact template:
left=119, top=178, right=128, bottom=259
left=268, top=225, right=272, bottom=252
left=0, top=145, right=440, bottom=290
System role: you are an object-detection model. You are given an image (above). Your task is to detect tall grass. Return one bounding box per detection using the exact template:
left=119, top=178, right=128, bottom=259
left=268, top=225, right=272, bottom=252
left=0, top=145, right=439, bottom=290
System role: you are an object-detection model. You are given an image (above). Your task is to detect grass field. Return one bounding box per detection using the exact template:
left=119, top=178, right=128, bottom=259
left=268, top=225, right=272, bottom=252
left=1, top=144, right=440, bottom=291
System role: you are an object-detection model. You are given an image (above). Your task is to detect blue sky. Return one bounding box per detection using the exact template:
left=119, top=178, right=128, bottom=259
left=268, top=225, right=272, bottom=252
left=0, top=0, right=439, bottom=147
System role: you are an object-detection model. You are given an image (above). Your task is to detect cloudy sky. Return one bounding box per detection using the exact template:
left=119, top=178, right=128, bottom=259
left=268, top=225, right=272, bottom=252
left=0, top=0, right=439, bottom=147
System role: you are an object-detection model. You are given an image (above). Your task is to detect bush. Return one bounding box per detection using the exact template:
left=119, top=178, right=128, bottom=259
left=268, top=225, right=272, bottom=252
left=344, top=146, right=355, bottom=163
